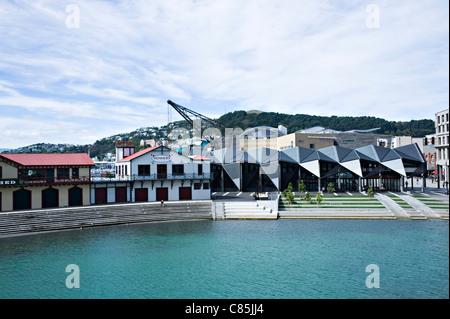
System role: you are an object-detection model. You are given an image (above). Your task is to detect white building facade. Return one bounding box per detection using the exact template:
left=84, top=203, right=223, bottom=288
left=435, top=108, right=449, bottom=187
left=91, top=145, right=211, bottom=204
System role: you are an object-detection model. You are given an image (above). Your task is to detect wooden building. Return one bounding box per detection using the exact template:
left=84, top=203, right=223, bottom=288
left=0, top=153, right=94, bottom=211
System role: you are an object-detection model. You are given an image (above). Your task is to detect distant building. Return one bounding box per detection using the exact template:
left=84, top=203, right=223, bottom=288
left=239, top=126, right=286, bottom=151
left=277, top=132, right=335, bottom=150
left=422, top=134, right=437, bottom=173
left=391, top=136, right=424, bottom=152
left=435, top=108, right=449, bottom=186
left=140, top=139, right=156, bottom=148
left=237, top=125, right=396, bottom=152
left=0, top=153, right=94, bottom=211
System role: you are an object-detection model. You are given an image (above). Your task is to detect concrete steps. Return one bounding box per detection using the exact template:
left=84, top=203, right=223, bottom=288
left=0, top=201, right=213, bottom=235
left=223, top=202, right=277, bottom=219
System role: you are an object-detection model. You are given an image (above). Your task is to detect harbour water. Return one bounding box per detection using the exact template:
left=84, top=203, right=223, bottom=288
left=0, top=219, right=448, bottom=299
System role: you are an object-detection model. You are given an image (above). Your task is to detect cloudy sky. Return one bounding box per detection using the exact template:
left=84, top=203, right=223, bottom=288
left=0, top=0, right=448, bottom=149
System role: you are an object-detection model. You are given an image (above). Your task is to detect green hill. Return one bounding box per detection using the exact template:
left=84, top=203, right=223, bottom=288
left=4, top=111, right=434, bottom=159
left=216, top=111, right=434, bottom=137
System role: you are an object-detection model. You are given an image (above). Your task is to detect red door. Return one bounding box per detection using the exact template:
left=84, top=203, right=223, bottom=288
left=179, top=187, right=192, bottom=200
left=135, top=188, right=148, bottom=202
left=115, top=187, right=127, bottom=202
left=95, top=188, right=107, bottom=204
left=156, top=188, right=168, bottom=201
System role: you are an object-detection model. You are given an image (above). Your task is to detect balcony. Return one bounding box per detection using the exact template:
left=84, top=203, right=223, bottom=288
left=18, top=176, right=92, bottom=186
left=92, top=173, right=212, bottom=183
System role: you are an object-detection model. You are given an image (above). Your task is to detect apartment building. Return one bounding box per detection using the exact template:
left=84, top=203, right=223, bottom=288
left=435, top=108, right=449, bottom=186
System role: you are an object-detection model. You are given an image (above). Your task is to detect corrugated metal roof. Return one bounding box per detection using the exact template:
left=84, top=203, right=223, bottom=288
left=0, top=153, right=94, bottom=166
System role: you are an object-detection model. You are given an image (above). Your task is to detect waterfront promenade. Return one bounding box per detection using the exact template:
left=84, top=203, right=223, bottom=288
left=0, top=184, right=448, bottom=237
left=0, top=200, right=213, bottom=237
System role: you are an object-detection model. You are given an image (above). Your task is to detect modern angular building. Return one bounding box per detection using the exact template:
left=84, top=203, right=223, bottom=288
left=209, top=143, right=426, bottom=193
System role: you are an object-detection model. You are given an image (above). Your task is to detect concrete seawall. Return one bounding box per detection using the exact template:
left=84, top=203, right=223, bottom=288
left=0, top=200, right=213, bottom=237
left=1, top=190, right=447, bottom=237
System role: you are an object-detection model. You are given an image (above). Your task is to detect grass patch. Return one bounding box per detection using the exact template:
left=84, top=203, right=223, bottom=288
left=279, top=194, right=385, bottom=209
left=385, top=194, right=414, bottom=209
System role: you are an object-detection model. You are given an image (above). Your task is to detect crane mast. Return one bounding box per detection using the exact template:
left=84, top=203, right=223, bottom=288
left=167, top=100, right=224, bottom=129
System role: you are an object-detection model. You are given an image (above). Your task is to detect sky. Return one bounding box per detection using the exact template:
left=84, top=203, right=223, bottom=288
left=0, top=0, right=448, bottom=149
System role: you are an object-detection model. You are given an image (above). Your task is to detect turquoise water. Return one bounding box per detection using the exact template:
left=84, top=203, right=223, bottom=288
left=0, top=219, right=448, bottom=299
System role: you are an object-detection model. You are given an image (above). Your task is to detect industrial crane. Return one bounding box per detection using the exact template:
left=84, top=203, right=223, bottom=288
left=167, top=100, right=228, bottom=152
left=167, top=100, right=224, bottom=129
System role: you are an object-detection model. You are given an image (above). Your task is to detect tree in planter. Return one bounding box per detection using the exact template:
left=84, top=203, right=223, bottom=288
left=316, top=193, right=323, bottom=207
left=304, top=192, right=311, bottom=204
left=327, top=182, right=335, bottom=195
left=285, top=189, right=296, bottom=206
left=287, top=182, right=294, bottom=196
left=299, top=180, right=306, bottom=197
left=367, top=187, right=374, bottom=198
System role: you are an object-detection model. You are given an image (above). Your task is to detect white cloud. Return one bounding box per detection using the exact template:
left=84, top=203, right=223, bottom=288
left=0, top=0, right=447, bottom=149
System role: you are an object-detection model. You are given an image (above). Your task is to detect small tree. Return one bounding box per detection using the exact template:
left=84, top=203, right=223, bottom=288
left=287, top=182, right=293, bottom=193
left=304, top=192, right=311, bottom=204
left=316, top=193, right=323, bottom=207
left=327, top=182, right=335, bottom=195
left=367, top=186, right=374, bottom=198
left=299, top=180, right=306, bottom=196
left=286, top=189, right=295, bottom=205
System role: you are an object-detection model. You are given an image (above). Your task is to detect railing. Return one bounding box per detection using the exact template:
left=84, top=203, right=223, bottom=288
left=92, top=173, right=212, bottom=183
left=19, top=176, right=92, bottom=186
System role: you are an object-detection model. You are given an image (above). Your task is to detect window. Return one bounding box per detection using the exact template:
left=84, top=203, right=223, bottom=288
left=172, top=165, right=184, bottom=175
left=138, top=165, right=150, bottom=176
left=203, top=182, right=209, bottom=189
left=310, top=144, right=315, bottom=149
left=194, top=183, right=201, bottom=190
left=198, top=164, right=203, bottom=175
left=57, top=168, right=69, bottom=179
left=0, top=166, right=2, bottom=179
left=72, top=168, right=79, bottom=178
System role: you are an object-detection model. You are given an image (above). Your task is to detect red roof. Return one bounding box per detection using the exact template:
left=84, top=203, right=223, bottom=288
left=0, top=153, right=95, bottom=166
left=118, top=146, right=159, bottom=162
left=191, top=155, right=211, bottom=161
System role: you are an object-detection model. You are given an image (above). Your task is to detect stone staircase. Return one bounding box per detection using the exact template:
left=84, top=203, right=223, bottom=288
left=223, top=201, right=278, bottom=219
left=0, top=201, right=213, bottom=236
